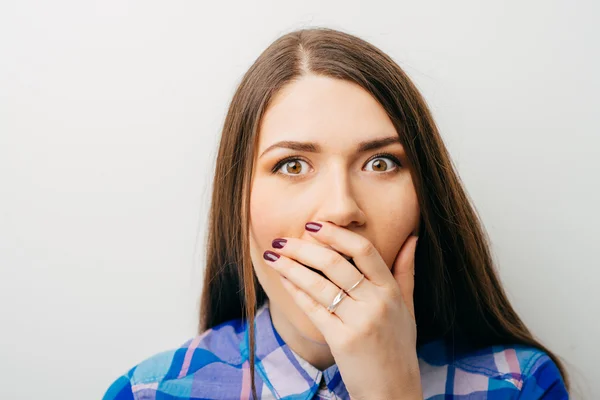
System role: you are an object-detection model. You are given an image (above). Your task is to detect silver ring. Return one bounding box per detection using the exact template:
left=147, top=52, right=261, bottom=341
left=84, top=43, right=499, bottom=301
left=326, top=288, right=348, bottom=313
left=345, top=273, right=365, bottom=294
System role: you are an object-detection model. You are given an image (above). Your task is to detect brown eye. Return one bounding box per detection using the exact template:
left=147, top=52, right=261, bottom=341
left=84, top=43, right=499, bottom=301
left=366, top=156, right=397, bottom=172
left=285, top=160, right=302, bottom=174
left=274, top=158, right=310, bottom=177
left=372, top=159, right=387, bottom=171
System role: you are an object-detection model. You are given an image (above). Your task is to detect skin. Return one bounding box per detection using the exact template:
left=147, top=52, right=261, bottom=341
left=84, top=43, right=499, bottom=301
left=248, top=74, right=422, bottom=399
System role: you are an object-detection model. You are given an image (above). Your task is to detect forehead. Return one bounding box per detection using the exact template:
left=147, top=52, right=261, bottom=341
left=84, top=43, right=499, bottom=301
left=257, top=75, right=398, bottom=152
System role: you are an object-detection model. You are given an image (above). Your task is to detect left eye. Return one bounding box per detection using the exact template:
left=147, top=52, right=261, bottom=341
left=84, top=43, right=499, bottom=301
left=365, top=156, right=398, bottom=172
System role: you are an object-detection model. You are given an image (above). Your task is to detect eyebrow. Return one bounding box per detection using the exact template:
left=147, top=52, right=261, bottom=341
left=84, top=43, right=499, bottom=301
left=259, top=136, right=402, bottom=159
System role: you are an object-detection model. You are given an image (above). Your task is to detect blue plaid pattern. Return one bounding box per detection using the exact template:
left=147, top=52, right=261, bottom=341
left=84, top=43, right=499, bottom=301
left=103, top=301, right=568, bottom=399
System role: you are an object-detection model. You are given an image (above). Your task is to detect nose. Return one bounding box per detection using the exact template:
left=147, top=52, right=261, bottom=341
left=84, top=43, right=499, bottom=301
left=314, top=166, right=366, bottom=228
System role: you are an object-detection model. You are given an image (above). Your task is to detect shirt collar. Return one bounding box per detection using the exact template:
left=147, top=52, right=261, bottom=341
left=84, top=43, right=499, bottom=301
left=240, top=300, right=350, bottom=399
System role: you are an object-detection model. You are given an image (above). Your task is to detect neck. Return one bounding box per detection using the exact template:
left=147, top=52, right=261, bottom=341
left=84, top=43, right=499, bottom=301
left=268, top=302, right=335, bottom=371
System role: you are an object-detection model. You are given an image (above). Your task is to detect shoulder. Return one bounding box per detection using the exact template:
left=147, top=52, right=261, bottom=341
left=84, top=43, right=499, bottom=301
left=102, top=318, right=246, bottom=400
left=417, top=339, right=568, bottom=399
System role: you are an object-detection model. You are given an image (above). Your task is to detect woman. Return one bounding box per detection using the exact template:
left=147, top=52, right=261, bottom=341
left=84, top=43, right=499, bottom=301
left=103, top=27, right=569, bottom=399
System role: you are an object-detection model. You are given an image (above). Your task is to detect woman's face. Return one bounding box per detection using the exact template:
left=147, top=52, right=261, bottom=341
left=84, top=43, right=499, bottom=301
left=249, top=74, right=420, bottom=344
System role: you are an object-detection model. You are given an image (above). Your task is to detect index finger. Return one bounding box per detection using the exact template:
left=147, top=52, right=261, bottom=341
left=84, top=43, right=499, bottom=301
left=304, top=221, right=397, bottom=287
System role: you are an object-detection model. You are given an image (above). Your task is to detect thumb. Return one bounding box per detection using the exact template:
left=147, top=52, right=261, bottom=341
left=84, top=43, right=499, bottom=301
left=391, top=235, right=418, bottom=320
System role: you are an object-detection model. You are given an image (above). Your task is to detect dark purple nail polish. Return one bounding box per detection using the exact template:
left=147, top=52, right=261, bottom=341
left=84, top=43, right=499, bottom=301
left=305, top=222, right=322, bottom=232
left=263, top=250, right=280, bottom=262
left=272, top=239, right=287, bottom=249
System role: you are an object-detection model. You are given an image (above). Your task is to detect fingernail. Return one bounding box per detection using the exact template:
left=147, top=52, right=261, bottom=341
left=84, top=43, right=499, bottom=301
left=272, top=239, right=287, bottom=249
left=263, top=250, right=280, bottom=262
left=305, top=222, right=322, bottom=232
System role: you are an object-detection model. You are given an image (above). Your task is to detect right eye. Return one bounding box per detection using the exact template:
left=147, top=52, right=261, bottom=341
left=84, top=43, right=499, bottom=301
left=272, top=157, right=311, bottom=179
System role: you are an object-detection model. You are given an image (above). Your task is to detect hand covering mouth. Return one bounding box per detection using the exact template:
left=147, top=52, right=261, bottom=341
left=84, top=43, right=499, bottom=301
left=300, top=254, right=357, bottom=280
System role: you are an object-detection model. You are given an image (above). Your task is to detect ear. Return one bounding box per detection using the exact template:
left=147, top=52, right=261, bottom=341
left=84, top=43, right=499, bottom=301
left=391, top=235, right=418, bottom=320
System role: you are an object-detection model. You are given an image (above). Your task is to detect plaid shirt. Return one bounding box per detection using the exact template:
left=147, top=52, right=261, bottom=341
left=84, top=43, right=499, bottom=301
left=103, top=301, right=568, bottom=399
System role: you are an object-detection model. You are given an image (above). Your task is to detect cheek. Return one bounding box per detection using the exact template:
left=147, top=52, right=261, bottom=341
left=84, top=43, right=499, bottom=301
left=248, top=181, right=295, bottom=296
left=370, top=184, right=420, bottom=268
left=249, top=181, right=289, bottom=245
left=249, top=190, right=311, bottom=333
left=249, top=177, right=309, bottom=242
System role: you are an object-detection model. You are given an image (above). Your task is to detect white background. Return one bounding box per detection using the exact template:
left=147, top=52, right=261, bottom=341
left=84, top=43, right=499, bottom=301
left=1, top=1, right=598, bottom=398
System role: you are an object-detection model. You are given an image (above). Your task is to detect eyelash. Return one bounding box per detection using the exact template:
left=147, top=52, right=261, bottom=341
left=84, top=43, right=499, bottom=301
left=271, top=152, right=402, bottom=179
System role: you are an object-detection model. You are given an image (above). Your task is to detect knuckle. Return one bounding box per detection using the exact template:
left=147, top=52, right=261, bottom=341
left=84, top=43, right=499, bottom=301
left=360, top=316, right=382, bottom=336
left=307, top=297, right=321, bottom=313
left=371, top=299, right=389, bottom=320
left=384, top=284, right=402, bottom=299
left=311, top=275, right=329, bottom=294
left=324, top=252, right=341, bottom=268
left=357, top=239, right=376, bottom=258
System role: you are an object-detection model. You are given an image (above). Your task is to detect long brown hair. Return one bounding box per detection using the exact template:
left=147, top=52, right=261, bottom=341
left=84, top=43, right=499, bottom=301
left=198, top=27, right=569, bottom=398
